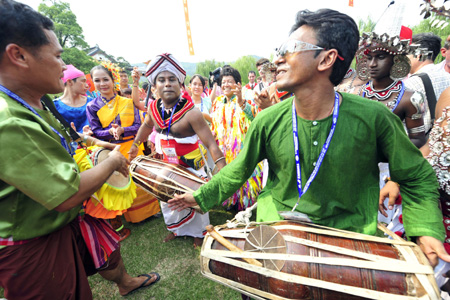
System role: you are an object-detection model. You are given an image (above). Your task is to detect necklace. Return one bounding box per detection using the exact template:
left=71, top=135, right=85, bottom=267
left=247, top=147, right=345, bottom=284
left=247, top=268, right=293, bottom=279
left=362, top=81, right=405, bottom=112
left=101, top=94, right=116, bottom=109
left=362, top=80, right=401, bottom=101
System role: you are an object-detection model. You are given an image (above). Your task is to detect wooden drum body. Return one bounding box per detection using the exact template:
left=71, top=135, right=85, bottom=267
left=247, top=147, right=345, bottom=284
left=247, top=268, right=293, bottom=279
left=201, top=221, right=440, bottom=300
left=129, top=156, right=206, bottom=204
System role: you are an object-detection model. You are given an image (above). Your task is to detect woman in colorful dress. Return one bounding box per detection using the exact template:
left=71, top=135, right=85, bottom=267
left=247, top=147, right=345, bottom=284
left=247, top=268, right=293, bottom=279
left=210, top=66, right=263, bottom=210
left=86, top=65, right=144, bottom=241
left=86, top=65, right=144, bottom=158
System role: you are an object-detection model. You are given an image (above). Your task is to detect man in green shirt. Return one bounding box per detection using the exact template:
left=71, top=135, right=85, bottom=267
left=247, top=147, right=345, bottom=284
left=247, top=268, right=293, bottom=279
left=169, top=9, right=450, bottom=267
left=0, top=1, right=159, bottom=299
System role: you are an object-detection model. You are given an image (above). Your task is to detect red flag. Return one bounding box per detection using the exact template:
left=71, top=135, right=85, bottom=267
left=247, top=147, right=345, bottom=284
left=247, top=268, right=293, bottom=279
left=349, top=0, right=354, bottom=7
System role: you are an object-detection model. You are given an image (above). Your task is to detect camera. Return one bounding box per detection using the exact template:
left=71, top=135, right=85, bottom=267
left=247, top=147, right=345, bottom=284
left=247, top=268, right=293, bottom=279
left=209, top=67, right=222, bottom=87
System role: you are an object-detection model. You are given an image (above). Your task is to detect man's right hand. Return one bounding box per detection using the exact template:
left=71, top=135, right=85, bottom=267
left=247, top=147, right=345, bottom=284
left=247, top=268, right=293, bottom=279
left=128, top=143, right=139, bottom=161
left=108, top=145, right=130, bottom=177
left=168, top=193, right=197, bottom=211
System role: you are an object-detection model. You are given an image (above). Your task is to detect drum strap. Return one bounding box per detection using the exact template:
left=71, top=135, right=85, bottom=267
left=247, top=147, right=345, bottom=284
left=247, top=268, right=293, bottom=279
left=40, top=95, right=81, bottom=143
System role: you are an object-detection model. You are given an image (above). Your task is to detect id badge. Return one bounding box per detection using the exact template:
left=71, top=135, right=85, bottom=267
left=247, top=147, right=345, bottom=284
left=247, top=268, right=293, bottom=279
left=162, top=146, right=179, bottom=164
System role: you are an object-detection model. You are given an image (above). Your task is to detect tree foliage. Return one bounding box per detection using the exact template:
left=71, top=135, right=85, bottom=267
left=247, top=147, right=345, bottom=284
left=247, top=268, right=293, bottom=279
left=195, top=59, right=224, bottom=79
left=357, top=16, right=376, bottom=35
left=231, top=55, right=257, bottom=85
left=38, top=0, right=88, bottom=49
left=115, top=56, right=132, bottom=73
left=61, top=48, right=96, bottom=74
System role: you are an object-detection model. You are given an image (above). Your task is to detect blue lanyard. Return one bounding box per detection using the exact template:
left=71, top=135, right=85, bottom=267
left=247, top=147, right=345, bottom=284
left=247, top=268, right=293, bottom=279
left=362, top=82, right=404, bottom=112
left=161, top=98, right=180, bottom=139
left=0, top=84, right=75, bottom=156
left=291, top=92, right=340, bottom=211
left=201, top=98, right=203, bottom=112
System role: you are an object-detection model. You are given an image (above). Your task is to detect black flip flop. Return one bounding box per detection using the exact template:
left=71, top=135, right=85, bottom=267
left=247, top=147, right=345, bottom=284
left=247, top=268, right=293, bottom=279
left=123, top=272, right=160, bottom=297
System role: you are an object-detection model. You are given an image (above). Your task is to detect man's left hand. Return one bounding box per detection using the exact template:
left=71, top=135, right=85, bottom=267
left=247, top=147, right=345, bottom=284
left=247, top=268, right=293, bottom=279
left=416, top=236, right=450, bottom=267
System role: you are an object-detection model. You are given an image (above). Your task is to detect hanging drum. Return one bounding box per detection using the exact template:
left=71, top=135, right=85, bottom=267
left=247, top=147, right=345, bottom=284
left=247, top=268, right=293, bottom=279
left=129, top=156, right=206, bottom=212
left=200, top=220, right=440, bottom=300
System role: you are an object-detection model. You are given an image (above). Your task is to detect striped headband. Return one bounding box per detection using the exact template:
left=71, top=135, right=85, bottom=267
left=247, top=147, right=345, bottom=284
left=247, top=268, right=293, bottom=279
left=145, top=53, right=186, bottom=85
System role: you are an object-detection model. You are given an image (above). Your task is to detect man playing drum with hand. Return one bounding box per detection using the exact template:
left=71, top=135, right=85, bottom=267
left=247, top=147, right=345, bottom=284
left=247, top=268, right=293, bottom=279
left=0, top=1, right=160, bottom=298
left=168, top=9, right=450, bottom=268
left=129, top=53, right=226, bottom=247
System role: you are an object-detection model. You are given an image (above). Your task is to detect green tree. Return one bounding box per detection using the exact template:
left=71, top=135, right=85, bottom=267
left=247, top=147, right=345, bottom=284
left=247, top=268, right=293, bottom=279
left=38, top=0, right=88, bottom=49
left=195, top=59, right=224, bottom=79
left=61, top=48, right=96, bottom=74
left=116, top=56, right=132, bottom=72
left=358, top=16, right=376, bottom=35
left=231, top=55, right=257, bottom=85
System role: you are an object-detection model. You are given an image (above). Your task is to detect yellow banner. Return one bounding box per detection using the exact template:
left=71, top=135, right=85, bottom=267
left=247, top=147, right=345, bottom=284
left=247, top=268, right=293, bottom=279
left=183, top=0, right=195, bottom=55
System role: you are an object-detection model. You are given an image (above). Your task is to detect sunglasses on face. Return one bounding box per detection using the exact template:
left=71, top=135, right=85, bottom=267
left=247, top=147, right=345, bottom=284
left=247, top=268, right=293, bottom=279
left=275, top=40, right=344, bottom=61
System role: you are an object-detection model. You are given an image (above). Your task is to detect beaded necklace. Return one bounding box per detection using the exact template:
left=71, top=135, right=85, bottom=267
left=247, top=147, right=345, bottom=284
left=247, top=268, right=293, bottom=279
left=362, top=80, right=401, bottom=100
left=101, top=94, right=116, bottom=109
left=362, top=81, right=405, bottom=112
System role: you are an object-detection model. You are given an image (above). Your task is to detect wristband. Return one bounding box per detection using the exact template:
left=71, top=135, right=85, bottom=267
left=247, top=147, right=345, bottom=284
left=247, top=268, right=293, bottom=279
left=133, top=141, right=141, bottom=148
left=214, top=156, right=225, bottom=164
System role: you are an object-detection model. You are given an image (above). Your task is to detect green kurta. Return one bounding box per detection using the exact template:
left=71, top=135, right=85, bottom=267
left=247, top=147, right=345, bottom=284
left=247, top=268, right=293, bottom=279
left=0, top=92, right=80, bottom=242
left=194, top=93, right=445, bottom=241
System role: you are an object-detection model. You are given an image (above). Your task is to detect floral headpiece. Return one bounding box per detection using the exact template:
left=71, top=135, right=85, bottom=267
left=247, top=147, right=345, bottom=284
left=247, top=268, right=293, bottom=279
left=98, top=60, right=123, bottom=92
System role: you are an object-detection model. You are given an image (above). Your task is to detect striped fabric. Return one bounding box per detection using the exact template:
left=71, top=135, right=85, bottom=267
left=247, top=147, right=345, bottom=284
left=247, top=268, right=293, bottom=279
left=78, top=215, right=120, bottom=269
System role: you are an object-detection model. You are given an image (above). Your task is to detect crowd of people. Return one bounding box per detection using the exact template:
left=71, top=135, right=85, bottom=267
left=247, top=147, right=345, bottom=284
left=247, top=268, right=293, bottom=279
left=4, top=0, right=450, bottom=298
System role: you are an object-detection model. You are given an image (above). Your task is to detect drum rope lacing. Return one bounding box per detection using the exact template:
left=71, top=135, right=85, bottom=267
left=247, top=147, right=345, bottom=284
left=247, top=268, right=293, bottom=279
left=225, top=203, right=286, bottom=252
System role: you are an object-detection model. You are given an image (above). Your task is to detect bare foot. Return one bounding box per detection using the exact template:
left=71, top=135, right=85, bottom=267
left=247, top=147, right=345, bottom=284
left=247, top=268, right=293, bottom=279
left=193, top=237, right=203, bottom=248
left=163, top=232, right=176, bottom=243
left=119, top=272, right=160, bottom=296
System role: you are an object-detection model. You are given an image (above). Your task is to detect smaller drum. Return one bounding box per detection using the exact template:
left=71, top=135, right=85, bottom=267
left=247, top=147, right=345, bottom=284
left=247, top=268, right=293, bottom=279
left=74, top=146, right=137, bottom=219
left=129, top=156, right=206, bottom=205
left=201, top=221, right=440, bottom=300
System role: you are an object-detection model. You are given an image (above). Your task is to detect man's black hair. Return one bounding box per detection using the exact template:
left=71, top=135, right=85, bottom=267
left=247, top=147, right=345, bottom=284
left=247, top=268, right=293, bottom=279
left=0, top=0, right=54, bottom=58
left=219, top=66, right=241, bottom=87
left=248, top=70, right=256, bottom=76
left=412, top=33, right=442, bottom=61
left=290, top=9, right=359, bottom=86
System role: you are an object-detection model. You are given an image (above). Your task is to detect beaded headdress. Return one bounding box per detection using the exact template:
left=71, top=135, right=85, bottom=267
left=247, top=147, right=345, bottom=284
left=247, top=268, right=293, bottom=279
left=356, top=29, right=412, bottom=81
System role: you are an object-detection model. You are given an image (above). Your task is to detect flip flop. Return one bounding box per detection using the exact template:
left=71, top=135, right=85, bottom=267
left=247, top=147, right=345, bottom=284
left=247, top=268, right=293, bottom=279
left=122, top=272, right=160, bottom=297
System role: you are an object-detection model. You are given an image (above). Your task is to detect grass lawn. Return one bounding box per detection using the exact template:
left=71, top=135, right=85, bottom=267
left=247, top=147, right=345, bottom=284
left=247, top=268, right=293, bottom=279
left=1, top=206, right=243, bottom=300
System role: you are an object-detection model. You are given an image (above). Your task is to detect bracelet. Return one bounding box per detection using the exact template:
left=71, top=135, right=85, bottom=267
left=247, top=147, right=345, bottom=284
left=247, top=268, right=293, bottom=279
left=133, top=141, right=141, bottom=148
left=214, top=156, right=225, bottom=164
left=133, top=85, right=139, bottom=87
left=240, top=101, right=247, bottom=110
left=82, top=135, right=88, bottom=143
